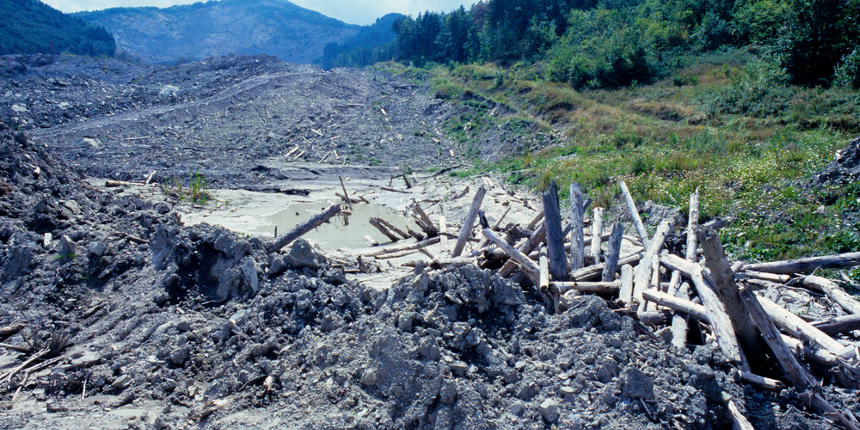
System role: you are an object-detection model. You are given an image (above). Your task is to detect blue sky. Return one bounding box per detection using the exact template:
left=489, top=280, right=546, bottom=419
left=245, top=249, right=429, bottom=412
left=41, top=0, right=475, bottom=25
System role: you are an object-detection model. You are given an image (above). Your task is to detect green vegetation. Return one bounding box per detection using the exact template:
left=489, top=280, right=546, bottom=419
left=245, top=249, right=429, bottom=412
left=161, top=167, right=216, bottom=206
left=371, top=46, right=859, bottom=261
left=0, top=0, right=115, bottom=56
left=345, top=0, right=860, bottom=262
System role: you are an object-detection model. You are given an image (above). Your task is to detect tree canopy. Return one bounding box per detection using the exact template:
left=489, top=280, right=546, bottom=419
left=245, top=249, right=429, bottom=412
left=0, top=0, right=116, bottom=57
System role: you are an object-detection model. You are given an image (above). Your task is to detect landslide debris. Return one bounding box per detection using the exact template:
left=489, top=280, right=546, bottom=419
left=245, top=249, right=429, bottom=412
left=0, top=55, right=854, bottom=430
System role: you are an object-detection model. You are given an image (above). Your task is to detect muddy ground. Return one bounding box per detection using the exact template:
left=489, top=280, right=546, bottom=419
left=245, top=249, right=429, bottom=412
left=0, top=54, right=858, bottom=429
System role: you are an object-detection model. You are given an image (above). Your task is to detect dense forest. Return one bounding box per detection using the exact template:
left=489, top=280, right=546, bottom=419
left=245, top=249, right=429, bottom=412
left=0, top=0, right=115, bottom=57
left=337, top=0, right=859, bottom=89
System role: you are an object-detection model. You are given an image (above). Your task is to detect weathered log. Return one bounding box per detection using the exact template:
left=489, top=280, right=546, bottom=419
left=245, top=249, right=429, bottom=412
left=602, top=222, right=624, bottom=282
left=745, top=252, right=860, bottom=274
left=642, top=288, right=710, bottom=322
left=700, top=228, right=761, bottom=368
left=756, top=294, right=854, bottom=358
left=569, top=182, right=585, bottom=272
left=371, top=217, right=411, bottom=240
left=573, top=250, right=646, bottom=282
left=639, top=310, right=673, bottom=326
left=619, top=264, right=635, bottom=304
left=671, top=282, right=692, bottom=350
left=482, top=227, right=540, bottom=284
left=267, top=204, right=341, bottom=253
left=498, top=223, right=547, bottom=277
left=662, top=254, right=747, bottom=368
left=0, top=323, right=25, bottom=340
left=591, top=207, right=604, bottom=264
left=739, top=287, right=860, bottom=430
left=543, top=180, right=567, bottom=281
left=368, top=217, right=401, bottom=242
left=739, top=371, right=785, bottom=391
left=411, top=203, right=438, bottom=236
left=727, top=400, right=755, bottom=430
left=811, top=314, right=860, bottom=335
left=451, top=186, right=486, bottom=257
left=619, top=180, right=650, bottom=248
left=439, top=215, right=449, bottom=252
left=801, top=275, right=860, bottom=315
left=403, top=257, right=475, bottom=268
left=551, top=281, right=621, bottom=295
left=363, top=236, right=441, bottom=257
left=539, top=245, right=550, bottom=294
left=740, top=270, right=790, bottom=283
left=634, top=219, right=674, bottom=312
left=338, top=176, right=353, bottom=211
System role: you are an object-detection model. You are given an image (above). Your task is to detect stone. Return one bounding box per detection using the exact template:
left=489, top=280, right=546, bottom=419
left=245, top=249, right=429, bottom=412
left=284, top=239, right=325, bottom=270
left=360, top=368, right=377, bottom=387
left=540, top=398, right=559, bottom=422
left=242, top=258, right=259, bottom=293
left=88, top=241, right=107, bottom=256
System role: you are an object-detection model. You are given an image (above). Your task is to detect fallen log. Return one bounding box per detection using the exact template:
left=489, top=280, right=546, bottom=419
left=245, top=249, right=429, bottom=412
left=641, top=288, right=710, bottom=322
left=267, top=204, right=341, bottom=253
left=0, top=323, right=25, bottom=340
left=739, top=371, right=785, bottom=391
left=756, top=294, right=855, bottom=358
left=368, top=217, right=401, bottom=242
left=451, top=186, right=486, bottom=258
left=801, top=275, right=860, bottom=315
left=573, top=250, right=645, bottom=282
left=740, top=270, right=790, bottom=283
left=364, top=237, right=441, bottom=257
left=551, top=281, right=621, bottom=295
left=371, top=217, right=411, bottom=241
left=739, top=286, right=860, bottom=430
left=744, top=252, right=860, bottom=275
left=811, top=314, right=860, bottom=335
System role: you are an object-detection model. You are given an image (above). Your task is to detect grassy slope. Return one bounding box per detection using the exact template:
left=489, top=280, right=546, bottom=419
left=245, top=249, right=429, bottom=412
left=376, top=50, right=860, bottom=275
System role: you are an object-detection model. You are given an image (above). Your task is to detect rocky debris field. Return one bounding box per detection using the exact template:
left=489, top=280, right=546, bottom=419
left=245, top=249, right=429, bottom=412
left=0, top=54, right=858, bottom=429
left=1, top=53, right=535, bottom=189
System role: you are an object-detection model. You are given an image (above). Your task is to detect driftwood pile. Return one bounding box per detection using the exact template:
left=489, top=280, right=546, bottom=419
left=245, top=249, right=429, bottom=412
left=285, top=178, right=860, bottom=430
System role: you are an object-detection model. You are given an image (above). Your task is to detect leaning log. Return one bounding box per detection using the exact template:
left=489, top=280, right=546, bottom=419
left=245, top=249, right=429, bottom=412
left=700, top=229, right=761, bottom=368
left=451, top=186, right=486, bottom=257
left=619, top=180, right=650, bottom=248
left=591, top=207, right=604, bottom=264
left=481, top=226, right=540, bottom=284
left=633, top=219, right=674, bottom=312
left=662, top=254, right=747, bottom=369
left=267, top=204, right=341, bottom=253
left=744, top=252, right=860, bottom=274
left=551, top=281, right=621, bottom=295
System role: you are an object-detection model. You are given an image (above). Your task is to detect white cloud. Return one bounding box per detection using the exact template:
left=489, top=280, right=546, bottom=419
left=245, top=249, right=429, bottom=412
left=40, top=0, right=475, bottom=25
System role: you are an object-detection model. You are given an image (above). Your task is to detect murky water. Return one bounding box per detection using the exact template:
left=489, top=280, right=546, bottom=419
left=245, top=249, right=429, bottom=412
left=248, top=201, right=420, bottom=249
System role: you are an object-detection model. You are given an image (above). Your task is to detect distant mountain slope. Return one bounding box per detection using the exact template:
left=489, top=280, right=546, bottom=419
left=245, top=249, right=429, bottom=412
left=0, top=0, right=115, bottom=56
left=75, top=0, right=397, bottom=65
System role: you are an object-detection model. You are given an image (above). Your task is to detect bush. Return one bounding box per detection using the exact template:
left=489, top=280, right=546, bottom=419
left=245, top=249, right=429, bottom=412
left=834, top=48, right=860, bottom=89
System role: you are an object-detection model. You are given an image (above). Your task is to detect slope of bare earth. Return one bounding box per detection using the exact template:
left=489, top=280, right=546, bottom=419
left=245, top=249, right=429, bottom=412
left=0, top=54, right=854, bottom=430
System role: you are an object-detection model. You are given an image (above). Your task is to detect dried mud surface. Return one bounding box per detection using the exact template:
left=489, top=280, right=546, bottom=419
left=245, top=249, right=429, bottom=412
left=0, top=54, right=857, bottom=429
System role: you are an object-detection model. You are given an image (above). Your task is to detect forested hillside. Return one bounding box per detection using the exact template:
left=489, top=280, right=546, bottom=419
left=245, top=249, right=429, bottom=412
left=344, top=0, right=859, bottom=89
left=0, top=0, right=115, bottom=56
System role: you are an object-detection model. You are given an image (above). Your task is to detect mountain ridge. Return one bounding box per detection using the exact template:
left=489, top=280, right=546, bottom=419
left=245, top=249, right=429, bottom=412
left=75, top=0, right=397, bottom=65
